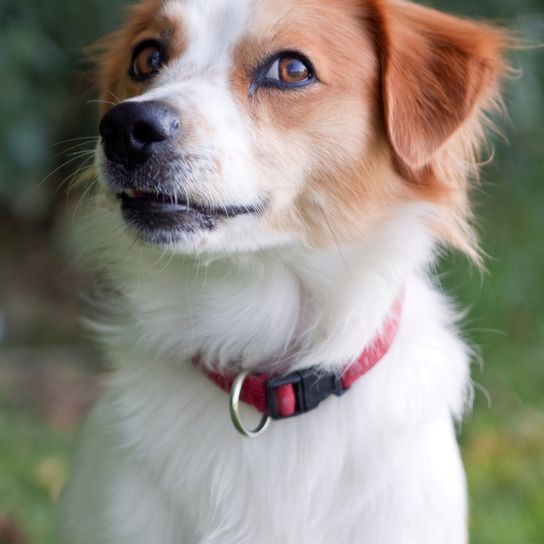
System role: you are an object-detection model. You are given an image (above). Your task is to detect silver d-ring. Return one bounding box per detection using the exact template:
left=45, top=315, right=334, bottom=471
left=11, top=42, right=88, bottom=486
left=229, top=371, right=271, bottom=438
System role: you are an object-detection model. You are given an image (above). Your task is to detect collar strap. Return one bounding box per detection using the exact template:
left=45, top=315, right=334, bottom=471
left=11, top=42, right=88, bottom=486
left=198, top=292, right=404, bottom=422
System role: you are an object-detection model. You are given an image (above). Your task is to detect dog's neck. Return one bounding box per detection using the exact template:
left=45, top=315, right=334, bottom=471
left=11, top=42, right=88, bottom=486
left=97, top=204, right=435, bottom=372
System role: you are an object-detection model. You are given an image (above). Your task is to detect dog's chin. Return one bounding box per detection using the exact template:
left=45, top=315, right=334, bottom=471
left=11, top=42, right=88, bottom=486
left=116, top=189, right=262, bottom=248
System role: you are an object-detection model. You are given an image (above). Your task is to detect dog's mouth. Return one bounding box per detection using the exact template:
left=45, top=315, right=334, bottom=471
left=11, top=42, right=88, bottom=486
left=116, top=189, right=261, bottom=245
left=118, top=189, right=252, bottom=217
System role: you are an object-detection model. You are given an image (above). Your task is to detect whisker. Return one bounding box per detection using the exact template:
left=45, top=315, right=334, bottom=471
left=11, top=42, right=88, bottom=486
left=66, top=168, right=97, bottom=197
left=183, top=187, right=191, bottom=219
left=65, top=149, right=96, bottom=159
left=39, top=154, right=94, bottom=188
left=73, top=179, right=100, bottom=218
left=57, top=157, right=95, bottom=193
left=87, top=99, right=118, bottom=107
left=154, top=245, right=170, bottom=267
left=119, top=233, right=141, bottom=262
left=158, top=250, right=176, bottom=273
left=105, top=90, right=122, bottom=104
left=75, top=210, right=114, bottom=224
left=53, top=142, right=97, bottom=159
left=51, top=136, right=98, bottom=147
left=317, top=204, right=354, bottom=284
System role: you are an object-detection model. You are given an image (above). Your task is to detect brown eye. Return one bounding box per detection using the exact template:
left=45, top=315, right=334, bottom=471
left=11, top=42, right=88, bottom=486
left=263, top=53, right=315, bottom=87
left=279, top=57, right=310, bottom=83
left=130, top=40, right=166, bottom=81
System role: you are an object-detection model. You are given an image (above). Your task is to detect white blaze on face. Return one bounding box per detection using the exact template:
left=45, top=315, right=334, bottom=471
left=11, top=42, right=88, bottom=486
left=166, top=0, right=251, bottom=76
left=129, top=0, right=261, bottom=210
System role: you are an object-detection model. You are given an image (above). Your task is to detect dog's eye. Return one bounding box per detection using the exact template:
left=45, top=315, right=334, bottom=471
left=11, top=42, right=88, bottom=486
left=130, top=40, right=166, bottom=81
left=263, top=53, right=315, bottom=87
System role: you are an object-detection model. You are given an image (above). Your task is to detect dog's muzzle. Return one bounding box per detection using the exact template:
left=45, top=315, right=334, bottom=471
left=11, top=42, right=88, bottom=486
left=98, top=101, right=261, bottom=245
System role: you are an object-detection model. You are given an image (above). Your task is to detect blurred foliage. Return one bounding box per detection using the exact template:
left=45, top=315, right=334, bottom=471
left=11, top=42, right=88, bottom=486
left=0, top=0, right=126, bottom=220
left=0, top=0, right=543, bottom=543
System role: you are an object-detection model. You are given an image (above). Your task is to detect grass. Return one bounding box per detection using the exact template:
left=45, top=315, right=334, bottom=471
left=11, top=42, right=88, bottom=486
left=0, top=402, right=72, bottom=544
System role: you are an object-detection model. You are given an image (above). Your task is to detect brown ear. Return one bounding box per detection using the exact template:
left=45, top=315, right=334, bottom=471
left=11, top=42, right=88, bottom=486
left=368, top=0, right=508, bottom=170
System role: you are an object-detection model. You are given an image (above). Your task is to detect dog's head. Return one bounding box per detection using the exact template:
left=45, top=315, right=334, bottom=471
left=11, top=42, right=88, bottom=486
left=94, top=0, right=509, bottom=256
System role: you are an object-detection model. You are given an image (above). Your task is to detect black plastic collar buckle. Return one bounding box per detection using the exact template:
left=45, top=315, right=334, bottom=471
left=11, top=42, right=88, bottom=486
left=266, top=368, right=347, bottom=420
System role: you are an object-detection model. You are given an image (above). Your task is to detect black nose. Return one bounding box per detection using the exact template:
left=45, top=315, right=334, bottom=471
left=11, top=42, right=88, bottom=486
left=99, top=101, right=180, bottom=168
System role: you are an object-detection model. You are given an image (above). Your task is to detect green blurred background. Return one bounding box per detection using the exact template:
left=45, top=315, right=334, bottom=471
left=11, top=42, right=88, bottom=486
left=0, top=0, right=542, bottom=542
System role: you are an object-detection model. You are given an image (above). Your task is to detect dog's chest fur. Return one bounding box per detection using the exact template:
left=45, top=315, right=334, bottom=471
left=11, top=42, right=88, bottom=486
left=59, top=208, right=470, bottom=543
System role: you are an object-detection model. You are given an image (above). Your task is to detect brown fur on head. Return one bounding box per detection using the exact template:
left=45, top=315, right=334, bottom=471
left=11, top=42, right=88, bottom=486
left=93, top=0, right=510, bottom=257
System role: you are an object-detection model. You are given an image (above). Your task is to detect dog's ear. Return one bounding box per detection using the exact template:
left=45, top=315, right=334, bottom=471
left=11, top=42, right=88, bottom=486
left=368, top=0, right=508, bottom=171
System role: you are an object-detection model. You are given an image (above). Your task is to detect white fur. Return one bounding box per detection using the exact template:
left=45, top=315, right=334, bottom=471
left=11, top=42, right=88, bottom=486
left=58, top=0, right=473, bottom=541
left=59, top=203, right=471, bottom=543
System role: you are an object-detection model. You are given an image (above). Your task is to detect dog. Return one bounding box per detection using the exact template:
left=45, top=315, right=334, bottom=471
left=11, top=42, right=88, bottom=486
left=57, top=0, right=510, bottom=542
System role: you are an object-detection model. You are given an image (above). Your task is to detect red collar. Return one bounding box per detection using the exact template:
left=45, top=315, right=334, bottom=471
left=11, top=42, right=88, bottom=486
left=196, top=293, right=404, bottom=426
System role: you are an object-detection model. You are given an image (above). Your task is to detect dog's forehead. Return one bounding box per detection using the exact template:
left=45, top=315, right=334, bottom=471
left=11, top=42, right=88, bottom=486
left=157, top=0, right=345, bottom=68
left=162, top=0, right=251, bottom=64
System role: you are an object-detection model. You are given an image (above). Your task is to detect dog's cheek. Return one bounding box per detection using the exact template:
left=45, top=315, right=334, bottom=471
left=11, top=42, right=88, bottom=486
left=246, top=68, right=403, bottom=245
left=226, top=1, right=407, bottom=247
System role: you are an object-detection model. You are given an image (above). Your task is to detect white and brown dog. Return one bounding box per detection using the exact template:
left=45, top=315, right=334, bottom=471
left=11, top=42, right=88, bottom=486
left=58, top=0, right=510, bottom=542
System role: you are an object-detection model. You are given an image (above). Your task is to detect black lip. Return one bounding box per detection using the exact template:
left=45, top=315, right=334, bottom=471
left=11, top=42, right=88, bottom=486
left=117, top=191, right=262, bottom=245
left=120, top=193, right=202, bottom=214
left=118, top=191, right=260, bottom=217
